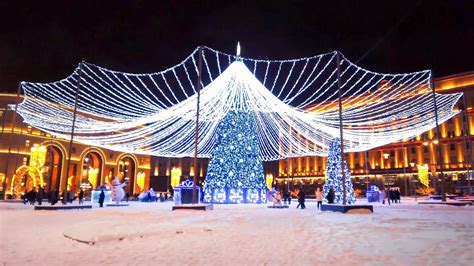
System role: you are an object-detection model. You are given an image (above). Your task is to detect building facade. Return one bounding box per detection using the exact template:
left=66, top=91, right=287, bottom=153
left=0, top=94, right=151, bottom=199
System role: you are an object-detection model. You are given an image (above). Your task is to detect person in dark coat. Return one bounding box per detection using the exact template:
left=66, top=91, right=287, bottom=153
left=327, top=186, right=335, bottom=204
left=98, top=189, right=105, bottom=208
left=36, top=187, right=43, bottom=205
left=50, top=190, right=58, bottom=205
left=62, top=189, right=68, bottom=205
left=78, top=189, right=84, bottom=204
left=383, top=187, right=391, bottom=205
left=29, top=188, right=37, bottom=205
left=297, top=188, right=306, bottom=209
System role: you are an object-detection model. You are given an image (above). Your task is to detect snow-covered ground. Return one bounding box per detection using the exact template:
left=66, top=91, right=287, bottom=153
left=0, top=198, right=472, bottom=265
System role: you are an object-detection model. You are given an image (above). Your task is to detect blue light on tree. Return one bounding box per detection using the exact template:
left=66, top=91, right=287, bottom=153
left=204, top=110, right=266, bottom=203
left=323, top=138, right=356, bottom=204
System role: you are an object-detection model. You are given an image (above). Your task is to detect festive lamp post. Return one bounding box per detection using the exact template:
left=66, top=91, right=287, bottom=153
left=383, top=153, right=390, bottom=187
left=192, top=46, right=203, bottom=205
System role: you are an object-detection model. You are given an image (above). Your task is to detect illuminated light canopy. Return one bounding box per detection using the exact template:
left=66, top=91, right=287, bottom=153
left=16, top=47, right=462, bottom=161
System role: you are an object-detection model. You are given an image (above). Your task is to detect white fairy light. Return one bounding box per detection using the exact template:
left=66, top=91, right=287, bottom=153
left=15, top=47, right=462, bottom=161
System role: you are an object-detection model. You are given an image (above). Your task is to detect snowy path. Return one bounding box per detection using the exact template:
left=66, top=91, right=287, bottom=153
left=0, top=199, right=472, bottom=265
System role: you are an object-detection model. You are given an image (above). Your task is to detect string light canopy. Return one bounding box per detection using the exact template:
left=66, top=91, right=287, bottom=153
left=16, top=46, right=462, bottom=161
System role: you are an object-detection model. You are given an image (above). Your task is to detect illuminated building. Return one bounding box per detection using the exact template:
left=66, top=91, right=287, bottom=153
left=0, top=93, right=151, bottom=198
left=275, top=71, right=474, bottom=195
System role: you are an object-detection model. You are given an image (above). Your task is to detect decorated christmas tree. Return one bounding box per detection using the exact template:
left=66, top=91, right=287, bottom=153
left=323, top=138, right=356, bottom=204
left=203, top=110, right=266, bottom=202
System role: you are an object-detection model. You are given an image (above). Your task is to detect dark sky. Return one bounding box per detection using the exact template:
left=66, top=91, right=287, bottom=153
left=1, top=0, right=473, bottom=92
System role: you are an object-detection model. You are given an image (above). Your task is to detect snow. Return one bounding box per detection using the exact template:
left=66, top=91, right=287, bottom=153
left=0, top=198, right=472, bottom=265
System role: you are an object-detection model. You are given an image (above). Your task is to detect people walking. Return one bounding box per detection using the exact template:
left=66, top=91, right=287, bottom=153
left=315, top=187, right=323, bottom=210
left=98, top=189, right=105, bottom=208
left=78, top=189, right=84, bottom=204
left=383, top=186, right=391, bottom=205
left=36, top=186, right=43, bottom=205
left=326, top=186, right=335, bottom=204
left=297, top=187, right=306, bottom=209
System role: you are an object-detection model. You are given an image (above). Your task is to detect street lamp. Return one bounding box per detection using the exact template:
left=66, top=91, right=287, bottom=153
left=423, top=139, right=441, bottom=196
left=410, top=162, right=418, bottom=202
left=383, top=153, right=390, bottom=187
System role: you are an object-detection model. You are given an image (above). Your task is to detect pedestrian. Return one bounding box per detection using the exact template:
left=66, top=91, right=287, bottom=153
left=62, top=189, right=68, bottom=205
left=326, top=186, right=335, bottom=204
left=383, top=187, right=391, bottom=205
left=395, top=189, right=401, bottom=203
left=98, top=189, right=105, bottom=208
left=315, top=187, right=323, bottom=210
left=125, top=192, right=130, bottom=202
left=29, top=188, right=37, bottom=205
left=50, top=190, right=58, bottom=205
left=36, top=186, right=43, bottom=205
left=297, top=187, right=306, bottom=209
left=78, top=189, right=84, bottom=204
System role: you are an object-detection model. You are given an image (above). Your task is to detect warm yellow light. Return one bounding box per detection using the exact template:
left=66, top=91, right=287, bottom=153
left=136, top=171, right=146, bottom=191
left=417, top=164, right=429, bottom=187
left=265, top=173, right=273, bottom=190
left=170, top=167, right=181, bottom=188
left=88, top=168, right=99, bottom=188
left=432, top=139, right=439, bottom=145
left=423, top=142, right=429, bottom=146
left=383, top=153, right=389, bottom=159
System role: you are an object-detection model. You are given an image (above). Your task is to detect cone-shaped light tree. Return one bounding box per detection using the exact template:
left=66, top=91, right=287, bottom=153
left=323, top=138, right=356, bottom=204
left=204, top=110, right=266, bottom=200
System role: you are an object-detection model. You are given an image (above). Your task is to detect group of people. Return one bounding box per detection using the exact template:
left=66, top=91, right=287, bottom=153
left=382, top=187, right=401, bottom=205
left=22, top=187, right=86, bottom=206
left=22, top=187, right=44, bottom=205
left=137, top=188, right=168, bottom=202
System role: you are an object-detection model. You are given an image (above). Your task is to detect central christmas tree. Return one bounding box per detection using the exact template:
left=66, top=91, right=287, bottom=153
left=323, top=138, right=356, bottom=204
left=203, top=110, right=266, bottom=203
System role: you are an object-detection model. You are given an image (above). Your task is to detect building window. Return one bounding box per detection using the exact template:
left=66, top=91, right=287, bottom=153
left=354, top=153, right=359, bottom=158
left=411, top=147, right=416, bottom=154
left=71, top=147, right=76, bottom=154
left=450, top=157, right=457, bottom=164
left=424, top=159, right=430, bottom=164
left=423, top=147, right=429, bottom=153
left=450, top=144, right=456, bottom=151
left=390, top=151, right=395, bottom=157
left=448, top=119, right=453, bottom=124
left=25, top=140, right=30, bottom=147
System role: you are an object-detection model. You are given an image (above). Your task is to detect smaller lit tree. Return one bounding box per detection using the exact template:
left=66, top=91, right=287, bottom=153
left=323, top=138, right=356, bottom=204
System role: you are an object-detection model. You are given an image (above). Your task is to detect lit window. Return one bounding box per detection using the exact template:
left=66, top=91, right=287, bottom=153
left=25, top=140, right=30, bottom=147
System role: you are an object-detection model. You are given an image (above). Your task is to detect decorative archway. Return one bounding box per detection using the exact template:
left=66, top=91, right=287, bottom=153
left=10, top=165, right=43, bottom=199
left=41, top=141, right=67, bottom=192
left=116, top=153, right=138, bottom=194
left=79, top=148, right=106, bottom=191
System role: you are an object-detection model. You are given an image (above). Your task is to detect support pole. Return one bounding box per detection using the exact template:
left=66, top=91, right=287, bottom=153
left=402, top=142, right=408, bottom=196
left=461, top=95, right=473, bottom=194
left=365, top=150, right=369, bottom=192
left=192, top=46, right=203, bottom=205
left=430, top=74, right=446, bottom=201
left=336, top=52, right=347, bottom=205
left=2, top=83, right=22, bottom=198
left=63, top=62, right=82, bottom=203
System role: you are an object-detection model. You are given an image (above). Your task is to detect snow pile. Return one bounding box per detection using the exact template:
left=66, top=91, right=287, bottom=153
left=0, top=199, right=472, bottom=265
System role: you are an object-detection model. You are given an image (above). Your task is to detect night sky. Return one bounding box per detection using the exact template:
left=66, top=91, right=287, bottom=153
left=1, top=0, right=473, bottom=92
